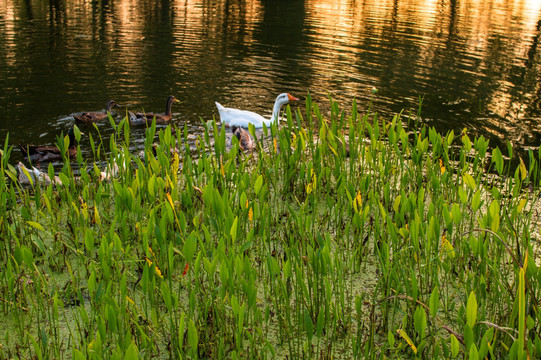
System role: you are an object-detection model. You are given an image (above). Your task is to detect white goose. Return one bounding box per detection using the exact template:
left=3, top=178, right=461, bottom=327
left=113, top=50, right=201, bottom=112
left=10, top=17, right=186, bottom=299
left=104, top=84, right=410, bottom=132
left=215, top=93, right=299, bottom=128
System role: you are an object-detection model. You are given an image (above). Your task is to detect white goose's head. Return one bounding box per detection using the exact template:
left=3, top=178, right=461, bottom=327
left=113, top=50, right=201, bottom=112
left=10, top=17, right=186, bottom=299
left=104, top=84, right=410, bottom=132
left=275, top=93, right=299, bottom=106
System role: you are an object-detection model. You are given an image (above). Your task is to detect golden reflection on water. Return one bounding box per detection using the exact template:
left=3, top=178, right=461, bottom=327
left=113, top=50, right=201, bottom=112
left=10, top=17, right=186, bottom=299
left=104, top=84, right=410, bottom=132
left=0, top=0, right=541, bottom=148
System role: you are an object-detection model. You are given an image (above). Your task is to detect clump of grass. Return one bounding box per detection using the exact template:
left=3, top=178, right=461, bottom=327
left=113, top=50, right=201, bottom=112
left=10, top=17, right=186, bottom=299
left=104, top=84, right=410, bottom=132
left=1, top=95, right=541, bottom=359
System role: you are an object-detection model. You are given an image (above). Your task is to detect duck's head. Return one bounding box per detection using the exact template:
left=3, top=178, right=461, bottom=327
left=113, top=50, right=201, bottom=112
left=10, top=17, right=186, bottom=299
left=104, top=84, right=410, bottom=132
left=167, top=95, right=180, bottom=105
left=165, top=95, right=181, bottom=114
left=106, top=99, right=120, bottom=111
left=275, top=93, right=299, bottom=106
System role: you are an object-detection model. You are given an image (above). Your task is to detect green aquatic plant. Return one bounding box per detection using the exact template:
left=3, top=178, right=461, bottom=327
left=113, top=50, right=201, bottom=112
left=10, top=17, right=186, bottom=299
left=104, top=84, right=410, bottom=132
left=1, top=97, right=541, bottom=359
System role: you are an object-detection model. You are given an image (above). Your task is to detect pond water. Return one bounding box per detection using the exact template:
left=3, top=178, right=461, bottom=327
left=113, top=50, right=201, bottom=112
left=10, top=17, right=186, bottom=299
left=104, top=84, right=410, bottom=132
left=1, top=0, right=541, bottom=161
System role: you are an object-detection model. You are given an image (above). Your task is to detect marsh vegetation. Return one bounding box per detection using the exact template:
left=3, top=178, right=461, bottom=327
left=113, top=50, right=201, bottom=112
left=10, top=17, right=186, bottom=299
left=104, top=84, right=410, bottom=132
left=1, top=97, right=540, bottom=359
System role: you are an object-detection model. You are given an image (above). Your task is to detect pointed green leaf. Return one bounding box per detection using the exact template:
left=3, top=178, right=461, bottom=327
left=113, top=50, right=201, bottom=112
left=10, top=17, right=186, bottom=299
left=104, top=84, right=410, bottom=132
left=27, top=221, right=45, bottom=232
left=429, top=286, right=439, bottom=318
left=124, top=342, right=139, bottom=360
left=254, top=175, right=263, bottom=196
left=466, top=291, right=477, bottom=328
left=230, top=216, right=238, bottom=243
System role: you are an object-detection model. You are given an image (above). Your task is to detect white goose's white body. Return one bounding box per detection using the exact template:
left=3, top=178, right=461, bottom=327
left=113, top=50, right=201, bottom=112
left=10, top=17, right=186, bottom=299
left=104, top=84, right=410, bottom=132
left=215, top=93, right=298, bottom=128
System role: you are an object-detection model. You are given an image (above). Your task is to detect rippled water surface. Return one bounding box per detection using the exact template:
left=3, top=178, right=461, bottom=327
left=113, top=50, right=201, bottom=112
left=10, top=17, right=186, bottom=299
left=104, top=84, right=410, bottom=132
left=1, top=0, right=541, bottom=157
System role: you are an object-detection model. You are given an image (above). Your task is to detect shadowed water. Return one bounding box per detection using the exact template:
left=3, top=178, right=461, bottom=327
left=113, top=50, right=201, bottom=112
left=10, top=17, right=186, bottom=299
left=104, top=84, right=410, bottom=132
left=1, top=0, right=541, bottom=161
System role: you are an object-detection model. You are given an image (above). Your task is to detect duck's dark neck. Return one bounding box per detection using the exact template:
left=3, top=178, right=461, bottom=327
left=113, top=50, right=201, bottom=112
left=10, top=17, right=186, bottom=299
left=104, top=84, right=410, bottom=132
left=68, top=131, right=76, bottom=148
left=165, top=97, right=174, bottom=116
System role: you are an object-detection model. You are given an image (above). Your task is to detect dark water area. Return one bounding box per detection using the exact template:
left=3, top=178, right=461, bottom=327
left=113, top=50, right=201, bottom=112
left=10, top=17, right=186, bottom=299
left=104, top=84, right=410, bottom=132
left=1, top=0, right=541, bottom=163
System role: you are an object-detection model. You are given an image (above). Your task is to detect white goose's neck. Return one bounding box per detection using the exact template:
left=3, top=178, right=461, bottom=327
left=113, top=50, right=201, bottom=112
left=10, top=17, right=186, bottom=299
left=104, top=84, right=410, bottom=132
left=269, top=100, right=284, bottom=124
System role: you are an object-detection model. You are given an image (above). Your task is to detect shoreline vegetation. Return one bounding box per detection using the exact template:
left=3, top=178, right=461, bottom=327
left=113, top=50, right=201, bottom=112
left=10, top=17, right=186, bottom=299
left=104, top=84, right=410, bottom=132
left=1, top=96, right=541, bottom=359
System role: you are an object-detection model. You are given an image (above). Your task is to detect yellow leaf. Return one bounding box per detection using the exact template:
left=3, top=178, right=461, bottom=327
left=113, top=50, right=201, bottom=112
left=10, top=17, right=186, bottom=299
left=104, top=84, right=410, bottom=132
left=171, top=153, right=179, bottom=180
left=439, top=158, right=446, bottom=174
left=517, top=198, right=527, bottom=213
left=273, top=138, right=277, bottom=153
left=441, top=234, right=455, bottom=259
left=353, top=190, right=362, bottom=213
left=154, top=266, right=163, bottom=278
left=393, top=195, right=401, bottom=213
left=519, top=157, right=527, bottom=181
left=328, top=144, right=338, bottom=156
left=166, top=192, right=175, bottom=210
left=146, top=258, right=163, bottom=278
left=397, top=329, right=417, bottom=354
left=148, top=246, right=156, bottom=259
left=306, top=168, right=317, bottom=195
left=88, top=339, right=96, bottom=352
left=93, top=206, right=101, bottom=226
left=248, top=207, right=253, bottom=223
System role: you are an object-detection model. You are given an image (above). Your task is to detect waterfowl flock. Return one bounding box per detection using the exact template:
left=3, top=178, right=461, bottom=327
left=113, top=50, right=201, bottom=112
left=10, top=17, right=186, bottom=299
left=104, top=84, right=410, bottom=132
left=15, top=93, right=299, bottom=184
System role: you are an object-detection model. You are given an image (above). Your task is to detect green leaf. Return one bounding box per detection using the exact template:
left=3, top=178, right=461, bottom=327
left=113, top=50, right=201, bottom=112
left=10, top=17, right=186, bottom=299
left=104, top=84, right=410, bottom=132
left=463, top=173, right=476, bottom=190
left=304, top=310, right=314, bottom=342
left=230, top=216, right=238, bottom=243
left=73, top=124, right=82, bottom=142
left=414, top=306, right=427, bottom=339
left=489, top=200, right=500, bottom=232
left=464, top=324, right=473, bottom=350
left=466, top=291, right=477, bottom=328
left=451, top=203, right=462, bottom=225
left=316, top=310, right=325, bottom=337
left=393, top=195, right=401, bottom=213
left=84, top=228, right=94, bottom=252
left=388, top=330, right=395, bottom=347
left=492, top=147, right=503, bottom=175
left=254, top=175, right=263, bottom=196
left=27, top=332, right=43, bottom=360
left=22, top=246, right=34, bottom=267
left=88, top=271, right=96, bottom=296
left=518, top=267, right=526, bottom=360
left=462, top=133, right=472, bottom=153
left=27, top=221, right=45, bottom=232
left=73, top=349, right=86, bottom=360
left=240, top=240, right=252, bottom=253
left=188, top=320, right=198, bottom=354
left=182, top=231, right=198, bottom=262
left=469, top=343, right=479, bottom=360
left=161, top=282, right=172, bottom=312
left=429, top=286, right=439, bottom=318
left=148, top=174, right=156, bottom=197
left=124, top=342, right=139, bottom=360
left=450, top=334, right=459, bottom=358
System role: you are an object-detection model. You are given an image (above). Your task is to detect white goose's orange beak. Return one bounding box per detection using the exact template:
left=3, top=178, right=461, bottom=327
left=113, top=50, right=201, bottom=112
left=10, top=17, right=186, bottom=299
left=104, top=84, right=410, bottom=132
left=287, top=93, right=299, bottom=101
